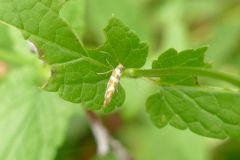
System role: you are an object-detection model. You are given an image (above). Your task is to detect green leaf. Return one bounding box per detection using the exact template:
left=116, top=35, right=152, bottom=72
left=152, top=47, right=210, bottom=85
left=0, top=1, right=148, bottom=111
left=0, top=67, right=77, bottom=160
left=0, top=0, right=86, bottom=63
left=146, top=86, right=240, bottom=139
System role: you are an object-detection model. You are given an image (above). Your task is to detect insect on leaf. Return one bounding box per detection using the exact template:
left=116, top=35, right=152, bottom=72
left=0, top=0, right=148, bottom=111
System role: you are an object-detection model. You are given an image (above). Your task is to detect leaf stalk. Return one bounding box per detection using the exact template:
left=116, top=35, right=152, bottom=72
left=123, top=67, right=240, bottom=88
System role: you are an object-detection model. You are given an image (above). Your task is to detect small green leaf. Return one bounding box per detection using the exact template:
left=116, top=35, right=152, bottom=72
left=0, top=1, right=148, bottom=111
left=152, top=47, right=210, bottom=85
left=146, top=86, right=240, bottom=139
left=0, top=67, right=77, bottom=160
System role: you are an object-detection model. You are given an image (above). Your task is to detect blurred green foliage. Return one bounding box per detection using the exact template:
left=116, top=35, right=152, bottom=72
left=1, top=0, right=240, bottom=160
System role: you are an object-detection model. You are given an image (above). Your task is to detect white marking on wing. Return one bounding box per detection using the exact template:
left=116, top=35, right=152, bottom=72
left=110, top=76, right=119, bottom=83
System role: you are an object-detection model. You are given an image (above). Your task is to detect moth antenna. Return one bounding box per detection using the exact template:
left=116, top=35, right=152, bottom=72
left=106, top=59, right=114, bottom=69
left=97, top=70, right=112, bottom=75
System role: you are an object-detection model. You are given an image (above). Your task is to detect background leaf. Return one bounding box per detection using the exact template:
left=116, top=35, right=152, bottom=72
left=0, top=67, right=78, bottom=160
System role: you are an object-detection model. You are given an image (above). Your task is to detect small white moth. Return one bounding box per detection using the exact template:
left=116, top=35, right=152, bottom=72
left=104, top=64, right=124, bottom=107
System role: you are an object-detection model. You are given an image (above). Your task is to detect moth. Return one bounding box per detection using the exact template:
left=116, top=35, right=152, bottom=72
left=104, top=64, right=124, bottom=107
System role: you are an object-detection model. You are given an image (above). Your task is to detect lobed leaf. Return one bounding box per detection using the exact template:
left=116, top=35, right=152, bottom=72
left=0, top=0, right=148, bottom=111
left=152, top=47, right=210, bottom=85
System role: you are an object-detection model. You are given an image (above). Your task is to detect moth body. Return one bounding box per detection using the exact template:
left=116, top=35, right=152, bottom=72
left=104, top=64, right=124, bottom=107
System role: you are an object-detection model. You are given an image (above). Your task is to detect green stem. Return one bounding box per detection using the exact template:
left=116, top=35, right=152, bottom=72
left=0, top=51, right=33, bottom=66
left=123, top=67, right=240, bottom=88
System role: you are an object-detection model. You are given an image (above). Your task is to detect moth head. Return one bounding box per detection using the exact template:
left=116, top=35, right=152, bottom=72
left=117, top=64, right=124, bottom=72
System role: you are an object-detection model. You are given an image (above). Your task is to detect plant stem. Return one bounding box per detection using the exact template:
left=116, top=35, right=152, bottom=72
left=85, top=110, right=132, bottom=160
left=0, top=50, right=33, bottom=66
left=85, top=110, right=110, bottom=156
left=123, top=67, right=240, bottom=88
